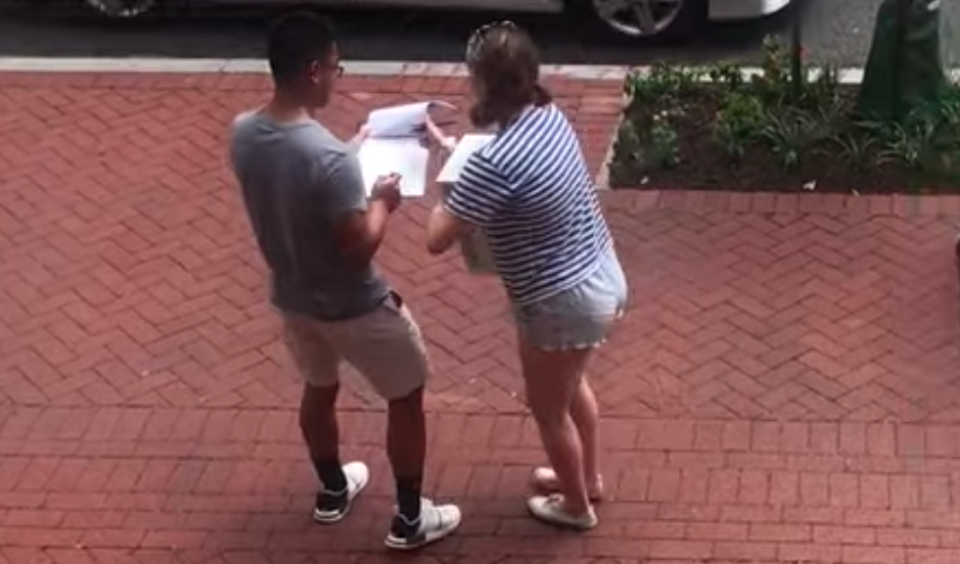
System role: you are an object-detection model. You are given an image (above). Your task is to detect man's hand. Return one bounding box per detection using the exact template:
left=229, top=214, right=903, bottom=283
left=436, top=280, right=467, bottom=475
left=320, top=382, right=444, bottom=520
left=371, top=173, right=402, bottom=212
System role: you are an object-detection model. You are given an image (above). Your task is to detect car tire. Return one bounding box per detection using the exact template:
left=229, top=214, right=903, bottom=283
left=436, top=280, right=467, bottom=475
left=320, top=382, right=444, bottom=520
left=573, top=0, right=707, bottom=43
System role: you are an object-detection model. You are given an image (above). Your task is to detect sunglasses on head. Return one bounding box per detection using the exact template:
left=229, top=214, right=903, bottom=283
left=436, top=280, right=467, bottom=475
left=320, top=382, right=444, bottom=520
left=465, top=20, right=518, bottom=65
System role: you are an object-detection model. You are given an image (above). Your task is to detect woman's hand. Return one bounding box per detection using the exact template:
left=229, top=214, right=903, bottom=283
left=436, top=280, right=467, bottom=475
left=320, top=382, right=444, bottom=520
left=420, top=115, right=457, bottom=153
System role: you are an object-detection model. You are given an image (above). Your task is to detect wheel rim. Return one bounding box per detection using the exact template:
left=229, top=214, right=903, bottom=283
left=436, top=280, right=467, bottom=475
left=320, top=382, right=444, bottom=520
left=84, top=0, right=156, bottom=17
left=591, top=0, right=684, bottom=37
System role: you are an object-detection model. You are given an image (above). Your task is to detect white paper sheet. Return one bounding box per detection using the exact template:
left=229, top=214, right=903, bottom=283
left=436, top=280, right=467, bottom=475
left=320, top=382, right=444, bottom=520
left=435, top=134, right=499, bottom=275
left=436, top=133, right=495, bottom=185
left=365, top=101, right=455, bottom=138
left=356, top=137, right=429, bottom=197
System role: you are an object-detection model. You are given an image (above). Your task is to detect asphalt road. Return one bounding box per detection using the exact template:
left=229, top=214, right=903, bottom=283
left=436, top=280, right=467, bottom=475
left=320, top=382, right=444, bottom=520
left=0, top=0, right=958, bottom=67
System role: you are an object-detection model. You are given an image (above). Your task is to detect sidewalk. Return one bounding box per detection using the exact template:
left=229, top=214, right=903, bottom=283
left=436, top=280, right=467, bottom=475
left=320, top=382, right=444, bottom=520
left=0, top=69, right=959, bottom=564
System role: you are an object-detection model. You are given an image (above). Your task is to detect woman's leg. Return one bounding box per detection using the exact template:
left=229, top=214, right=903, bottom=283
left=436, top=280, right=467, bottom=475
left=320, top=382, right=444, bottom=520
left=532, top=376, right=604, bottom=500
left=519, top=339, right=594, bottom=517
left=570, top=377, right=601, bottom=490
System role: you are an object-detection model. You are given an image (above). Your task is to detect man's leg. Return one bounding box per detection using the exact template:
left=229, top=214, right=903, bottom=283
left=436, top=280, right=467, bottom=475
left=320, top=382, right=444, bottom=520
left=342, top=293, right=461, bottom=550
left=284, top=314, right=369, bottom=524
left=386, top=386, right=426, bottom=525
left=299, top=382, right=343, bottom=488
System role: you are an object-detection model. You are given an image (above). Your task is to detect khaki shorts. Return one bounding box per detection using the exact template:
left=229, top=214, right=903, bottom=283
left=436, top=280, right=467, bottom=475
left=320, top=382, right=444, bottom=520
left=281, top=293, right=429, bottom=401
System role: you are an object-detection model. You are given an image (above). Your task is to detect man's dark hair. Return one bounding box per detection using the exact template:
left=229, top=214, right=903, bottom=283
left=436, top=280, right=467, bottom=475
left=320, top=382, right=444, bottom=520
left=266, top=11, right=337, bottom=87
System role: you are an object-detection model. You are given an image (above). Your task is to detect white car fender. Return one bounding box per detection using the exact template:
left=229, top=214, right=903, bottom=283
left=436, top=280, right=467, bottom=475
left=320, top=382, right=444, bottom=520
left=708, top=0, right=792, bottom=21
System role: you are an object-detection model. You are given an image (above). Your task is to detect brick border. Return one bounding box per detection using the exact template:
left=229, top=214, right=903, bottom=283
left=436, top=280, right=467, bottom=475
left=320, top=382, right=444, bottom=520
left=616, top=189, right=960, bottom=218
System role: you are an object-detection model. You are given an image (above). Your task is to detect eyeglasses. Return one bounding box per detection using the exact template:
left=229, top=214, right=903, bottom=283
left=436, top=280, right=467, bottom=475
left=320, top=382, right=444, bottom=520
left=314, top=61, right=344, bottom=77
left=465, top=20, right=517, bottom=66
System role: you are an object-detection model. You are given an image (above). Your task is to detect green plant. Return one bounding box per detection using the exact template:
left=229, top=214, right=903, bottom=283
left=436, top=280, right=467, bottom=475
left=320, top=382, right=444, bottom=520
left=877, top=120, right=939, bottom=170
left=721, top=92, right=766, bottom=127
left=713, top=116, right=749, bottom=164
left=789, top=17, right=804, bottom=102
left=804, top=64, right=842, bottom=111
left=713, top=93, right=765, bottom=164
left=759, top=109, right=822, bottom=170
left=863, top=92, right=960, bottom=177
left=646, top=111, right=681, bottom=169
left=608, top=119, right=645, bottom=185
left=613, top=119, right=644, bottom=164
left=625, top=62, right=701, bottom=105
left=707, top=61, right=744, bottom=90
left=750, top=35, right=793, bottom=107
left=825, top=132, right=881, bottom=172
left=751, top=37, right=841, bottom=114
left=936, top=86, right=960, bottom=126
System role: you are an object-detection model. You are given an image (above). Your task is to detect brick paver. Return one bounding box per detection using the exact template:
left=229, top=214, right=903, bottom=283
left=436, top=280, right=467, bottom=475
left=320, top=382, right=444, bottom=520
left=0, top=71, right=959, bottom=564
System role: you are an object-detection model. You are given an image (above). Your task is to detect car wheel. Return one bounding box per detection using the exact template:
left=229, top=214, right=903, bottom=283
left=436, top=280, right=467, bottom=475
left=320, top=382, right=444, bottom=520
left=82, top=0, right=157, bottom=18
left=585, top=0, right=705, bottom=42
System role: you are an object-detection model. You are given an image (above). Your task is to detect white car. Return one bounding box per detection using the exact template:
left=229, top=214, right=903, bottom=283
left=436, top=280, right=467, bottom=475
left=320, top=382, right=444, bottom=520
left=81, top=0, right=792, bottom=41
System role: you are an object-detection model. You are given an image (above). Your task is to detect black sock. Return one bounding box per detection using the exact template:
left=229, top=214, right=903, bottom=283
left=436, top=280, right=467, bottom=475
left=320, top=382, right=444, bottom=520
left=312, top=457, right=347, bottom=493
left=395, top=476, right=423, bottom=522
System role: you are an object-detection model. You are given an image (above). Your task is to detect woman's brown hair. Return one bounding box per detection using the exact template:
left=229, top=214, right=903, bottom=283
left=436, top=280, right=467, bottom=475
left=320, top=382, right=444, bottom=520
left=465, top=22, right=553, bottom=129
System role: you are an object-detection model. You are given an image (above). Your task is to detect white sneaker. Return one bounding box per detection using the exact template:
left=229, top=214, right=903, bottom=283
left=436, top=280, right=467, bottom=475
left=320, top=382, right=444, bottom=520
left=531, top=467, right=605, bottom=502
left=384, top=497, right=462, bottom=551
left=312, top=461, right=370, bottom=524
left=527, top=494, right=598, bottom=530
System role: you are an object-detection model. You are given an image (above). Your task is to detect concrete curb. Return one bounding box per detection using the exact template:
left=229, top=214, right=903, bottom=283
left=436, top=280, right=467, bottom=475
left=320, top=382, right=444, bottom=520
left=10, top=56, right=957, bottom=84
left=0, top=56, right=631, bottom=80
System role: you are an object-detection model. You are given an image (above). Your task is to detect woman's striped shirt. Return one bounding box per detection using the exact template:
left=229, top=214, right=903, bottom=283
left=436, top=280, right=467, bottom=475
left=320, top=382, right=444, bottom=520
left=444, top=103, right=612, bottom=306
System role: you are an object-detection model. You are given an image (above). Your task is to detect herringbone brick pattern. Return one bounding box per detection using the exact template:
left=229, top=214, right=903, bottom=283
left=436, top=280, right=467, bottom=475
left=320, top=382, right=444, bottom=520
left=0, top=72, right=959, bottom=563
left=601, top=197, right=960, bottom=422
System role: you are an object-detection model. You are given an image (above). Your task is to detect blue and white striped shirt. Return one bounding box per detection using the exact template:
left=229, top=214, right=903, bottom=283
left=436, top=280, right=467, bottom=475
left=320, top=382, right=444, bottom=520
left=444, top=103, right=612, bottom=306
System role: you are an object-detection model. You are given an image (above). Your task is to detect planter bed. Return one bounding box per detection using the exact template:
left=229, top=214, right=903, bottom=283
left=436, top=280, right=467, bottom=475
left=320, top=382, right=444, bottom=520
left=607, top=38, right=960, bottom=195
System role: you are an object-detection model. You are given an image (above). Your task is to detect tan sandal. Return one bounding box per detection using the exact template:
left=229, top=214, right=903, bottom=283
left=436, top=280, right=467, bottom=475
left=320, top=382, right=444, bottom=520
left=531, top=467, right=604, bottom=502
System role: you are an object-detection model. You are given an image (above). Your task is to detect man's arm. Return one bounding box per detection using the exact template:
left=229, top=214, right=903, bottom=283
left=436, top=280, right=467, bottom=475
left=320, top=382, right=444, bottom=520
left=333, top=199, right=393, bottom=264
left=324, top=151, right=400, bottom=265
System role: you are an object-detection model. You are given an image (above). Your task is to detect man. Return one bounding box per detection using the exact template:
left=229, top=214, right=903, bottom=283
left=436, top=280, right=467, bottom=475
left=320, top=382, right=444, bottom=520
left=228, top=11, right=461, bottom=551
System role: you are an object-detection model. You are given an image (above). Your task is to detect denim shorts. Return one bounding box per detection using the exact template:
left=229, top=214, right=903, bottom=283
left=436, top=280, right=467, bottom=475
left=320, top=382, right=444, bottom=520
left=512, top=248, right=629, bottom=351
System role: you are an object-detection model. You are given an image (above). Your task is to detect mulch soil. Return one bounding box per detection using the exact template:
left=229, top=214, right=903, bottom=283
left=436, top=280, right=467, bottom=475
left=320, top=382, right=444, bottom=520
left=607, top=87, right=960, bottom=195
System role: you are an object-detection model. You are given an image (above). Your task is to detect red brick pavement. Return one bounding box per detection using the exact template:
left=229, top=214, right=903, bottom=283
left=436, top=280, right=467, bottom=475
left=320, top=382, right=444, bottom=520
left=0, top=71, right=959, bottom=564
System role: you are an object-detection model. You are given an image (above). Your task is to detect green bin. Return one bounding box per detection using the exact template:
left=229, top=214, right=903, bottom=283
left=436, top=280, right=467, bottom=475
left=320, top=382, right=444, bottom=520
left=856, top=0, right=950, bottom=122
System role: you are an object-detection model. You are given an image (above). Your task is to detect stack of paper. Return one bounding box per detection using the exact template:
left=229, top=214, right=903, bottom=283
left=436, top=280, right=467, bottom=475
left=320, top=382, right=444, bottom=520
left=357, top=137, right=428, bottom=197
left=356, top=101, right=454, bottom=198
left=436, top=133, right=496, bottom=185
left=435, top=133, right=498, bottom=276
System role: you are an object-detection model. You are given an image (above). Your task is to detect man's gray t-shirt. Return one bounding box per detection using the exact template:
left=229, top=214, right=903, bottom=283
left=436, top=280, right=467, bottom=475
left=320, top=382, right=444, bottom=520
left=229, top=111, right=389, bottom=321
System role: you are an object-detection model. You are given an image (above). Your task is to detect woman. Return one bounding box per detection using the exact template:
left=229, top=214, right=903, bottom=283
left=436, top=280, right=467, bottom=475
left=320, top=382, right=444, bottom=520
left=425, top=21, right=628, bottom=530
